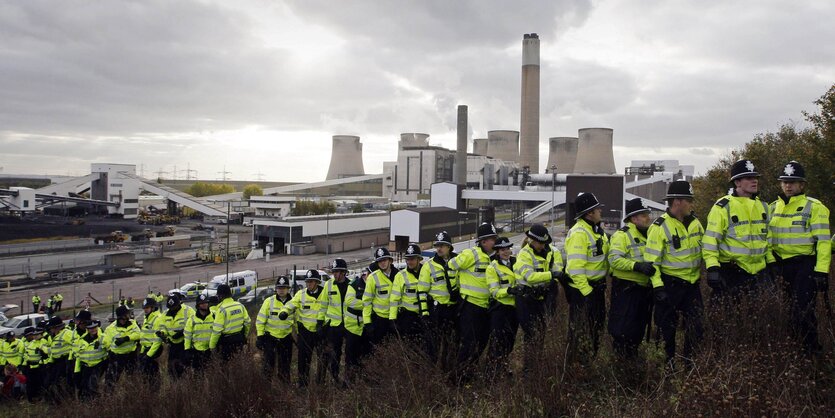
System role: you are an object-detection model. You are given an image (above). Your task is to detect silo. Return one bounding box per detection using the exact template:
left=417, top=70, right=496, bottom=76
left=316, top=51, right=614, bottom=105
left=326, top=135, right=365, bottom=180
left=487, top=130, right=520, bottom=163
left=519, top=33, right=540, bottom=173
left=473, top=138, right=488, bottom=156
left=399, top=133, right=430, bottom=149
left=573, top=128, right=616, bottom=174
left=546, top=137, right=578, bottom=174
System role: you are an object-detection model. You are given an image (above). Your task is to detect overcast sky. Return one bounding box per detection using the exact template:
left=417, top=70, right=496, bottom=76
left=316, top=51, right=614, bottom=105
left=1, top=0, right=833, bottom=182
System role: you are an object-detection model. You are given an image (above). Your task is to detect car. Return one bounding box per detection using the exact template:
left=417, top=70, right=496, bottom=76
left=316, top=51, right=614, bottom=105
left=0, top=304, right=19, bottom=324
left=169, top=282, right=208, bottom=300
left=288, top=269, right=331, bottom=291
left=238, top=286, right=275, bottom=306
left=0, top=313, right=48, bottom=336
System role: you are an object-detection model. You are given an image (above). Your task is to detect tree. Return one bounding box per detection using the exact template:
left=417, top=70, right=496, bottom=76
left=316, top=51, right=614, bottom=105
left=185, top=182, right=234, bottom=197
left=352, top=203, right=365, bottom=213
left=692, top=84, right=835, bottom=225
left=291, top=199, right=336, bottom=216
left=242, top=184, right=264, bottom=200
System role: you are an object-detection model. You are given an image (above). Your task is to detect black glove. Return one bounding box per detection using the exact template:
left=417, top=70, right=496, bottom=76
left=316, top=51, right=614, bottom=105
left=316, top=320, right=325, bottom=332
left=364, top=322, right=375, bottom=337
left=39, top=347, right=49, bottom=358
left=171, top=331, right=184, bottom=340
left=812, top=271, right=829, bottom=292
left=114, top=336, right=129, bottom=346
left=278, top=311, right=289, bottom=320
left=155, top=330, right=166, bottom=339
left=653, top=287, right=668, bottom=304
left=506, top=285, right=525, bottom=296
left=633, top=262, right=656, bottom=277
left=255, top=335, right=266, bottom=350
left=550, top=270, right=565, bottom=281
left=706, top=267, right=723, bottom=290
left=94, top=341, right=101, bottom=350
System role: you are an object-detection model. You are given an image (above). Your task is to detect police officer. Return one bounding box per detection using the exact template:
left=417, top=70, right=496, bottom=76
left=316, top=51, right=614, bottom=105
left=209, top=284, right=251, bottom=361
left=363, top=248, right=400, bottom=345
left=565, top=193, right=610, bottom=363
left=343, top=268, right=370, bottom=383
left=644, top=181, right=705, bottom=369
left=138, top=297, right=163, bottom=379
left=607, top=198, right=655, bottom=367
left=703, top=159, right=776, bottom=301
left=22, top=326, right=47, bottom=401
left=74, top=320, right=107, bottom=399
left=769, top=161, right=831, bottom=353
left=155, top=294, right=193, bottom=377
left=184, top=294, right=215, bottom=370
left=32, top=294, right=41, bottom=313
left=279, top=270, right=324, bottom=387
left=513, top=223, right=564, bottom=375
left=256, top=277, right=294, bottom=381
left=0, top=331, right=23, bottom=370
left=417, top=231, right=459, bottom=371
left=318, top=259, right=351, bottom=385
left=54, top=293, right=63, bottom=311
left=485, top=236, right=518, bottom=378
left=44, top=316, right=74, bottom=393
left=450, top=222, right=497, bottom=381
left=390, top=244, right=427, bottom=347
left=103, top=305, right=140, bottom=383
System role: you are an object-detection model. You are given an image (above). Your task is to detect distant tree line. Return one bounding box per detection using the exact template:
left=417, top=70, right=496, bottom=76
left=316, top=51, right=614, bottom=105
left=291, top=200, right=336, bottom=216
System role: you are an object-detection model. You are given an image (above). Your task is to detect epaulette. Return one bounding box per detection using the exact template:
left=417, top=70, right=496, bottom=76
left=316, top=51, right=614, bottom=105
left=619, top=225, right=629, bottom=232
left=715, top=197, right=729, bottom=208
left=653, top=217, right=665, bottom=226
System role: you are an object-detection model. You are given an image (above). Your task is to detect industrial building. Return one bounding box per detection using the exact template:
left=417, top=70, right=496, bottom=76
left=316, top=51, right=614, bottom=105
left=252, top=211, right=389, bottom=255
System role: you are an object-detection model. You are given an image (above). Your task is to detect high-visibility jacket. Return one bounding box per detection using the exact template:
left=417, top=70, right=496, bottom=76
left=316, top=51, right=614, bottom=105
left=344, top=279, right=366, bottom=336
left=703, top=193, right=774, bottom=274
left=73, top=332, right=107, bottom=373
left=514, top=244, right=563, bottom=300
left=565, top=219, right=610, bottom=296
left=46, top=327, right=75, bottom=361
left=769, top=194, right=831, bottom=274
left=645, top=212, right=704, bottom=288
left=154, top=305, right=194, bottom=354
left=184, top=310, right=215, bottom=351
left=23, top=338, right=47, bottom=369
left=449, top=246, right=493, bottom=308
left=32, top=296, right=40, bottom=305
left=102, top=321, right=140, bottom=355
left=139, top=310, right=163, bottom=357
left=210, top=298, right=251, bottom=349
left=417, top=253, right=459, bottom=306
left=154, top=293, right=165, bottom=305
left=487, top=257, right=517, bottom=307
left=389, top=266, right=426, bottom=320
left=0, top=339, right=23, bottom=367
left=256, top=295, right=293, bottom=339
left=363, top=268, right=398, bottom=323
left=55, top=294, right=63, bottom=303
left=318, top=279, right=349, bottom=327
left=608, top=222, right=651, bottom=286
left=282, top=288, right=323, bottom=332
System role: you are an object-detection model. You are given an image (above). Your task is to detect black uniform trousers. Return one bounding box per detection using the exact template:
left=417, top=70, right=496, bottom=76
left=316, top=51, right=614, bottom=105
left=565, top=280, right=606, bottom=364
left=427, top=302, right=459, bottom=372
left=516, top=296, right=545, bottom=375
left=105, top=352, right=136, bottom=384
left=487, top=303, right=518, bottom=377
left=456, top=299, right=490, bottom=381
left=780, top=255, right=819, bottom=352
left=217, top=332, right=246, bottom=361
left=394, top=310, right=425, bottom=346
left=22, top=365, right=43, bottom=402
left=191, top=349, right=211, bottom=370
left=297, top=326, right=324, bottom=387
left=714, top=263, right=770, bottom=303
left=368, top=314, right=393, bottom=347
left=262, top=334, right=293, bottom=381
left=79, top=361, right=106, bottom=400
left=654, top=275, right=703, bottom=364
left=323, top=325, right=345, bottom=382
left=344, top=328, right=370, bottom=382
left=608, top=277, right=652, bottom=360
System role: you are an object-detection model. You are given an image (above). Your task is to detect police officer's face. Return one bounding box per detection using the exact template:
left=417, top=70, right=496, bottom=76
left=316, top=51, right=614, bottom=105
left=530, top=240, right=546, bottom=252
left=586, top=207, right=603, bottom=223
left=276, top=288, right=288, bottom=297
left=197, top=301, right=209, bottom=311
left=498, top=247, right=512, bottom=260
left=332, top=270, right=346, bottom=282
left=405, top=257, right=420, bottom=269
left=377, top=259, right=392, bottom=271
left=481, top=237, right=497, bottom=252
left=143, top=306, right=152, bottom=315
left=305, top=280, right=318, bottom=291
left=735, top=176, right=758, bottom=195
left=781, top=180, right=804, bottom=197
left=631, top=213, right=651, bottom=229
left=434, top=244, right=449, bottom=258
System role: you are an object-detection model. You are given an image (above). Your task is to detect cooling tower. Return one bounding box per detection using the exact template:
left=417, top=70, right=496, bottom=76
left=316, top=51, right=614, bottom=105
left=473, top=138, right=488, bottom=156
left=399, top=133, right=430, bottom=149
left=574, top=128, right=616, bottom=174
left=487, top=130, right=520, bottom=163
left=519, top=33, right=540, bottom=173
left=454, top=105, right=468, bottom=185
left=326, top=135, right=365, bottom=180
left=546, top=137, right=578, bottom=174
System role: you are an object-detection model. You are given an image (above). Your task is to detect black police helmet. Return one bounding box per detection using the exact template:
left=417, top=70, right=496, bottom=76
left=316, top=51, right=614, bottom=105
left=476, top=223, right=498, bottom=241
left=665, top=180, right=694, bottom=200
left=216, top=284, right=233, bottom=297
left=494, top=236, right=513, bottom=249
left=526, top=223, right=552, bottom=244
left=115, top=306, right=130, bottom=318
left=433, top=231, right=453, bottom=247
left=23, top=327, right=37, bottom=337
left=778, top=160, right=806, bottom=182
left=304, top=269, right=322, bottom=283
left=730, top=159, right=760, bottom=181
left=623, top=197, right=651, bottom=222
left=275, top=276, right=291, bottom=288
left=75, top=310, right=92, bottom=322
left=46, top=316, right=64, bottom=329
left=573, top=192, right=603, bottom=220
left=373, top=247, right=393, bottom=262
left=330, top=258, right=349, bottom=272
left=142, top=297, right=157, bottom=309
left=404, top=243, right=422, bottom=258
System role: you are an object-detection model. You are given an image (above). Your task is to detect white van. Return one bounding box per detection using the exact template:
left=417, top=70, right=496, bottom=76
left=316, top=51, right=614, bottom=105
left=203, top=270, right=258, bottom=298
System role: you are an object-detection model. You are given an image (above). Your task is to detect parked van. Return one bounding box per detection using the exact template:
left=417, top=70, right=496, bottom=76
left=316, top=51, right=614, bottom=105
left=287, top=269, right=331, bottom=292
left=203, top=270, right=258, bottom=298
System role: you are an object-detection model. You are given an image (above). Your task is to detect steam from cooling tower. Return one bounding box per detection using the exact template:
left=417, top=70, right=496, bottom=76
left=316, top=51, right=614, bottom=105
left=454, top=105, right=468, bottom=185
left=546, top=137, right=578, bottom=174
left=326, top=135, right=365, bottom=180
left=519, top=33, right=540, bottom=173
left=573, top=128, right=617, bottom=174
left=399, top=133, right=430, bottom=149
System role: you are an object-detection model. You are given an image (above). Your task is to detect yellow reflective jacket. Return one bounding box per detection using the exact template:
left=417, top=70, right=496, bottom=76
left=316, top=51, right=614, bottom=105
left=102, top=321, right=140, bottom=355
left=363, top=268, right=398, bottom=323
left=488, top=257, right=517, bottom=307
left=608, top=222, right=651, bottom=286
left=703, top=193, right=774, bottom=274
left=210, top=298, right=251, bottom=349
left=769, top=194, right=831, bottom=274
left=184, top=310, right=216, bottom=351
left=256, top=295, right=293, bottom=339
left=449, top=246, right=492, bottom=308
left=565, top=219, right=610, bottom=296
left=645, top=212, right=704, bottom=287
left=389, top=265, right=426, bottom=319
left=417, top=253, right=459, bottom=306
left=282, top=288, right=323, bottom=332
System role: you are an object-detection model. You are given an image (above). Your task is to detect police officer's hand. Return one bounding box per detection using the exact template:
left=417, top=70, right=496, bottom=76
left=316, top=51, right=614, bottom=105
left=171, top=331, right=184, bottom=340
left=94, top=341, right=101, bottom=350
left=155, top=330, right=166, bottom=339
left=812, top=272, right=829, bottom=292
left=255, top=335, right=266, bottom=350
left=653, top=287, right=668, bottom=304
left=507, top=285, right=524, bottom=296
left=278, top=311, right=289, bottom=320
left=550, top=270, right=565, bottom=281
left=632, top=262, right=656, bottom=277
left=114, top=336, right=128, bottom=346
left=706, top=267, right=723, bottom=290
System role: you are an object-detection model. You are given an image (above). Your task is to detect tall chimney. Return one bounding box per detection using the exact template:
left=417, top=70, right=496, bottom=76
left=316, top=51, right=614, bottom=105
left=519, top=33, right=540, bottom=173
left=455, top=105, right=468, bottom=185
